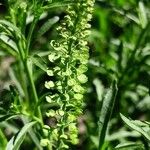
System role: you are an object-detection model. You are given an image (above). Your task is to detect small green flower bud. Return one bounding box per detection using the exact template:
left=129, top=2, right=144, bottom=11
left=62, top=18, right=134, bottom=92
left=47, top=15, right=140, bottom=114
left=77, top=65, right=88, bottom=74
left=47, top=70, right=54, bottom=76
left=73, top=85, right=85, bottom=93
left=69, top=123, right=77, bottom=132
left=68, top=79, right=76, bottom=86
left=77, top=74, right=88, bottom=84
left=54, top=66, right=60, bottom=72
left=46, top=96, right=52, bottom=103
left=74, top=93, right=83, bottom=100
left=58, top=110, right=65, bottom=116
left=43, top=128, right=49, bottom=137
left=60, top=134, right=68, bottom=139
left=61, top=143, right=69, bottom=149
left=40, top=139, right=50, bottom=147
left=48, top=53, right=56, bottom=62
left=70, top=136, right=79, bottom=145
left=43, top=125, right=50, bottom=129
left=46, top=110, right=56, bottom=117
left=53, top=129, right=58, bottom=135
left=45, top=81, right=55, bottom=89
left=68, top=114, right=76, bottom=122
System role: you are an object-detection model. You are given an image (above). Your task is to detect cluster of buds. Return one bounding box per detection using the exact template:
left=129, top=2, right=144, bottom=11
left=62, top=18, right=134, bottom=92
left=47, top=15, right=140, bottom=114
left=43, top=0, right=95, bottom=149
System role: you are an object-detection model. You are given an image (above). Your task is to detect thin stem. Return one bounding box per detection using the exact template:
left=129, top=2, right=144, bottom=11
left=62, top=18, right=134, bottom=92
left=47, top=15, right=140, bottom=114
left=24, top=59, right=43, bottom=125
left=26, top=17, right=38, bottom=56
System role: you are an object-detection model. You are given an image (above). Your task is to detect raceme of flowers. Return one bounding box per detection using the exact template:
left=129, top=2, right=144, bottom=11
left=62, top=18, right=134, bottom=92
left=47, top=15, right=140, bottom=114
left=43, top=0, right=95, bottom=149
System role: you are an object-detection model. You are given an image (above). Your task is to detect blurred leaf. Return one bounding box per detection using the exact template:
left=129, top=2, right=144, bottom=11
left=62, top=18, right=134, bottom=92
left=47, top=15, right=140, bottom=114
left=90, top=136, right=99, bottom=147
left=120, top=114, right=150, bottom=142
left=0, top=34, right=18, bottom=52
left=115, top=142, right=144, bottom=150
left=0, top=20, right=23, bottom=37
left=0, top=114, right=19, bottom=122
left=37, top=16, right=59, bottom=38
left=6, top=121, right=37, bottom=150
left=9, top=68, right=24, bottom=97
left=0, top=39, right=17, bottom=56
left=0, top=89, right=13, bottom=111
left=29, top=55, right=47, bottom=72
left=43, top=1, right=76, bottom=10
left=93, top=78, right=104, bottom=102
left=22, top=118, right=43, bottom=150
left=98, top=81, right=118, bottom=149
left=138, top=1, right=148, bottom=28
left=0, top=129, right=7, bottom=148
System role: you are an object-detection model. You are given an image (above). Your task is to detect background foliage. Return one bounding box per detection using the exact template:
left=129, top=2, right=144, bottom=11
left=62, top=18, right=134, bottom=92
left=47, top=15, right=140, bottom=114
left=0, top=0, right=150, bottom=149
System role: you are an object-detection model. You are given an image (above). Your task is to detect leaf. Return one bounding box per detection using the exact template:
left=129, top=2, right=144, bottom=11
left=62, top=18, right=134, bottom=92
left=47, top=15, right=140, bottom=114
left=0, top=40, right=17, bottom=56
left=6, top=121, right=37, bottom=150
left=98, top=81, right=118, bottom=149
left=0, top=20, right=22, bottom=37
left=29, top=55, right=47, bottom=72
left=43, top=1, right=76, bottom=10
left=120, top=114, right=150, bottom=142
left=93, top=78, right=104, bottom=102
left=21, top=117, right=43, bottom=150
left=37, top=16, right=59, bottom=38
left=115, top=142, right=144, bottom=150
left=138, top=1, right=148, bottom=28
left=8, top=68, right=25, bottom=97
left=0, top=129, right=7, bottom=148
left=0, top=34, right=18, bottom=52
left=0, top=114, right=19, bottom=122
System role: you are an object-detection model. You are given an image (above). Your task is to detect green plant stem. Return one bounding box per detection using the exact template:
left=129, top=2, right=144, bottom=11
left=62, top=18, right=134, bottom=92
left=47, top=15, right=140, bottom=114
left=18, top=60, right=29, bottom=100
left=15, top=37, right=43, bottom=127
left=26, top=17, right=38, bottom=56
left=24, top=59, right=43, bottom=125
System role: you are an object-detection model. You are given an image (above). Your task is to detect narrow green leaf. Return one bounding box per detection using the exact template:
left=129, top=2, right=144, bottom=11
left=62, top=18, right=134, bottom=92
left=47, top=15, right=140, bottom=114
left=93, top=78, right=104, bottom=102
left=98, top=81, right=118, bottom=149
left=138, top=2, right=148, bottom=28
left=0, top=20, right=22, bottom=36
left=8, top=68, right=25, bottom=97
left=0, top=129, right=7, bottom=148
left=0, top=114, right=19, bottom=122
left=43, top=1, right=76, bottom=10
left=21, top=118, right=43, bottom=150
left=37, top=16, right=59, bottom=38
left=6, top=121, right=37, bottom=150
left=115, top=142, right=144, bottom=150
left=120, top=114, right=150, bottom=142
left=0, top=34, right=18, bottom=52
left=0, top=39, right=18, bottom=56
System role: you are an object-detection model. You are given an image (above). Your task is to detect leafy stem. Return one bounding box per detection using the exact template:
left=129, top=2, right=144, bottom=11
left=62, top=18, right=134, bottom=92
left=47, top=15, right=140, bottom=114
left=24, top=59, right=43, bottom=124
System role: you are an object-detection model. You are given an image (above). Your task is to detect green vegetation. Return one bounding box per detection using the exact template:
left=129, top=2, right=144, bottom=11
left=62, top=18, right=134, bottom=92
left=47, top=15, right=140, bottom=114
left=0, top=0, right=150, bottom=149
